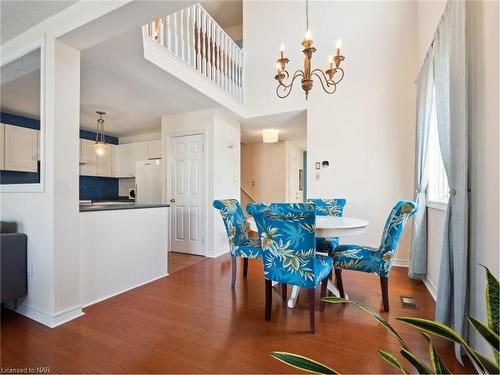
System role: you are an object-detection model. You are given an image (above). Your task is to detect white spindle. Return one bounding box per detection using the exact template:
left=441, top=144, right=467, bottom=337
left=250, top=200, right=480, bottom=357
left=173, top=12, right=178, bottom=56
left=180, top=9, right=185, bottom=60
left=207, top=18, right=212, bottom=80
left=211, top=22, right=216, bottom=82
left=191, top=6, right=196, bottom=68
left=203, top=12, right=208, bottom=76
left=166, top=15, right=171, bottom=51
left=196, top=6, right=201, bottom=70
left=186, top=7, right=191, bottom=66
left=216, top=27, right=221, bottom=86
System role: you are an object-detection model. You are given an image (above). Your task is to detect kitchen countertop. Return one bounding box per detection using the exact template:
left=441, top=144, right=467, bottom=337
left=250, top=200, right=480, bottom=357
left=80, top=203, right=170, bottom=212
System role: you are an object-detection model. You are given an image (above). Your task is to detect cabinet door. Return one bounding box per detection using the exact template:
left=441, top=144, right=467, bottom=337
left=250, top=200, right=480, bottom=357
left=80, top=139, right=97, bottom=176
left=0, top=124, right=5, bottom=170
left=4, top=124, right=38, bottom=172
left=97, top=145, right=113, bottom=177
left=113, top=143, right=133, bottom=177
left=147, top=140, right=161, bottom=159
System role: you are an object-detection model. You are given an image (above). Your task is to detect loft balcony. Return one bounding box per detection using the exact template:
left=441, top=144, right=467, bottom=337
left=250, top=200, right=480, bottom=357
left=142, top=4, right=245, bottom=116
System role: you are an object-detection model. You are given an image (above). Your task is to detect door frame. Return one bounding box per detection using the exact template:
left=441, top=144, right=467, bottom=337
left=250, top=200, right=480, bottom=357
left=166, top=130, right=207, bottom=257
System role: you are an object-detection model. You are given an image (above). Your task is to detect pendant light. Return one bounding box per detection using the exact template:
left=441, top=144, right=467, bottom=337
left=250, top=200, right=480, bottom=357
left=94, top=111, right=107, bottom=156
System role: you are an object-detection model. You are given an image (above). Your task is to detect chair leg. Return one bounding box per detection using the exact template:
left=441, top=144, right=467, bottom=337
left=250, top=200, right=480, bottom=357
left=231, top=256, right=237, bottom=288
left=307, top=289, right=315, bottom=333
left=243, top=258, right=248, bottom=277
left=320, top=275, right=329, bottom=311
left=281, top=283, right=287, bottom=307
left=335, top=268, right=345, bottom=298
left=265, top=279, right=272, bottom=321
left=380, top=276, right=389, bottom=312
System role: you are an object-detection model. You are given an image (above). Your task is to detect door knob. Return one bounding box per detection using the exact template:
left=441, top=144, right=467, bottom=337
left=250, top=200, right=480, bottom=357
left=170, top=198, right=176, bottom=203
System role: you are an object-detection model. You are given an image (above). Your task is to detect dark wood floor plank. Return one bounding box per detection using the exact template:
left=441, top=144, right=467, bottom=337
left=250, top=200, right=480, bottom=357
left=1, top=253, right=473, bottom=373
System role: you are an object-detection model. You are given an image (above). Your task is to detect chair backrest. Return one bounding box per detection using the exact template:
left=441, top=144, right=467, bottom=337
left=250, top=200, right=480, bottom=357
left=307, top=198, right=346, bottom=217
left=213, top=199, right=249, bottom=248
left=379, top=200, right=418, bottom=260
left=247, top=203, right=318, bottom=286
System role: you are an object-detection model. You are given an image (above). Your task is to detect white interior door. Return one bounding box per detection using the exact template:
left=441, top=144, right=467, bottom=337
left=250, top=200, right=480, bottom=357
left=169, top=134, right=205, bottom=255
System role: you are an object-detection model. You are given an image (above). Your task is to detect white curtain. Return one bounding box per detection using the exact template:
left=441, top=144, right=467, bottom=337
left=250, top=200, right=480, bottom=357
left=409, top=50, right=434, bottom=280
left=433, top=1, right=469, bottom=360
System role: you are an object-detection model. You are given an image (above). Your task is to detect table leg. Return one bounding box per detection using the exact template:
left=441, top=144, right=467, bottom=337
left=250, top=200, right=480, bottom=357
left=287, top=285, right=300, bottom=308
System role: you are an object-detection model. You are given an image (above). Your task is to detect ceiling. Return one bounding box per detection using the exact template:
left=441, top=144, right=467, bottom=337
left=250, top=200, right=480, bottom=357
left=0, top=0, right=77, bottom=44
left=79, top=29, right=218, bottom=136
left=241, top=110, right=307, bottom=150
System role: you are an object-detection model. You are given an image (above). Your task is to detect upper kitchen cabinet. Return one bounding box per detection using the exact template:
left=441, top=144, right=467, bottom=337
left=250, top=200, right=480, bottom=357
left=113, top=142, right=148, bottom=177
left=0, top=123, right=4, bottom=170
left=3, top=124, right=39, bottom=172
left=147, top=140, right=161, bottom=159
left=80, top=139, right=113, bottom=177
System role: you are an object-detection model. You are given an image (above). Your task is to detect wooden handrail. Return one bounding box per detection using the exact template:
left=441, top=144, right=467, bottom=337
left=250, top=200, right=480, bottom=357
left=241, top=186, right=258, bottom=203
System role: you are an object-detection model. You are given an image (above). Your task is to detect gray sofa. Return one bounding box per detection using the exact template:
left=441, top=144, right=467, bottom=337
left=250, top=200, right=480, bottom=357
left=1, top=222, right=27, bottom=304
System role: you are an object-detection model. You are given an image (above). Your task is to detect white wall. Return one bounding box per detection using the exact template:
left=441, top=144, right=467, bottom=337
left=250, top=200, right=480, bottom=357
left=416, top=0, right=499, bottom=357
left=244, top=1, right=418, bottom=260
left=79, top=207, right=168, bottom=306
left=285, top=141, right=305, bottom=202
left=161, top=109, right=241, bottom=258
left=0, top=39, right=82, bottom=327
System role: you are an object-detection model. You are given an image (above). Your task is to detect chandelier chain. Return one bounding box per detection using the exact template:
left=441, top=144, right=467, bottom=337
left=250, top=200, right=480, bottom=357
left=306, top=0, right=309, bottom=31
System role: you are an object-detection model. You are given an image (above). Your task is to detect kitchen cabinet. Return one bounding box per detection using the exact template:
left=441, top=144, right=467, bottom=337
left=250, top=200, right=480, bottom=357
left=147, top=140, right=161, bottom=159
left=80, top=139, right=113, bottom=177
left=3, top=124, right=38, bottom=172
left=0, top=124, right=4, bottom=170
left=113, top=142, right=148, bottom=177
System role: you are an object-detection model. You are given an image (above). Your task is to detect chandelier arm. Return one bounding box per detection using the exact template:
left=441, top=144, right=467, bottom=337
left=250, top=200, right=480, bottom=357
left=312, top=71, right=337, bottom=95
left=277, top=70, right=305, bottom=98
left=331, top=67, right=345, bottom=85
left=278, top=70, right=304, bottom=89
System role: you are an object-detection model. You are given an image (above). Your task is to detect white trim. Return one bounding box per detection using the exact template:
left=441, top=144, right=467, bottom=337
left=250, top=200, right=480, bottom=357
left=392, top=258, right=409, bottom=267
left=82, top=272, right=169, bottom=308
left=0, top=37, right=45, bottom=193
left=427, top=200, right=448, bottom=211
left=423, top=277, right=438, bottom=301
left=5, top=303, right=84, bottom=328
left=208, top=246, right=229, bottom=259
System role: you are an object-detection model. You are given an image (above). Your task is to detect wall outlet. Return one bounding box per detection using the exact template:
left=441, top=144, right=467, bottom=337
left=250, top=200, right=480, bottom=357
left=28, top=262, right=34, bottom=278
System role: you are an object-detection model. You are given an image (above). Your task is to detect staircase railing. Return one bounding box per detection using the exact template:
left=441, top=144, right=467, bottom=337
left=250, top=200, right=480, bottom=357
left=144, top=4, right=244, bottom=103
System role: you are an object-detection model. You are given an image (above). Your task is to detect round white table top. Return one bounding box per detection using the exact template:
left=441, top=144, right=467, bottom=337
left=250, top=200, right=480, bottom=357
left=246, top=215, right=369, bottom=237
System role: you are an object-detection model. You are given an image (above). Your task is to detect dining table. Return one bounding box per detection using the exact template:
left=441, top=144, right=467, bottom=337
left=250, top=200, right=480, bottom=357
left=247, top=215, right=369, bottom=308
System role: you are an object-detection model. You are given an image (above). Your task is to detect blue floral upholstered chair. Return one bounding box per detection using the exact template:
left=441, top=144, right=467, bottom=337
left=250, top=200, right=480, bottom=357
left=332, top=200, right=417, bottom=312
left=246, top=203, right=333, bottom=333
left=307, top=198, right=347, bottom=255
left=213, top=199, right=262, bottom=288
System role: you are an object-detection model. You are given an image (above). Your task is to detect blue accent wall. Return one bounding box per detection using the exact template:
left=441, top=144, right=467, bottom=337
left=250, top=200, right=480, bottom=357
left=0, top=112, right=40, bottom=130
left=80, top=176, right=119, bottom=200
left=80, top=129, right=118, bottom=145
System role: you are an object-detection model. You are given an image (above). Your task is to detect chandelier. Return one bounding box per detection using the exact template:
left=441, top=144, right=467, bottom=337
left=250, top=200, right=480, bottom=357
left=274, top=0, right=346, bottom=99
left=94, top=111, right=107, bottom=156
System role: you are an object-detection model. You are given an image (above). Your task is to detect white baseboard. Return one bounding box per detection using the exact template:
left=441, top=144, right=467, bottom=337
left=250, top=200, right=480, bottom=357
left=82, top=272, right=169, bottom=308
left=208, top=246, right=229, bottom=258
left=392, top=258, right=409, bottom=267
left=423, top=277, right=437, bottom=301
left=6, top=303, right=84, bottom=328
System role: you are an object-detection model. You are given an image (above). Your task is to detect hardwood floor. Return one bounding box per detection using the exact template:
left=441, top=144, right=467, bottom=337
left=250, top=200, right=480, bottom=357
left=168, top=251, right=206, bottom=274
left=1, top=254, right=473, bottom=373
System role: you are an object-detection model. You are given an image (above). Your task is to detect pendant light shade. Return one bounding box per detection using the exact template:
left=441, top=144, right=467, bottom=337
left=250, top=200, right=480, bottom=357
left=94, top=111, right=107, bottom=156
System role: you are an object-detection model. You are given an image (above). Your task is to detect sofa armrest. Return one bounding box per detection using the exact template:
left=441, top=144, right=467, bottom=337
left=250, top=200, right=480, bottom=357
left=1, top=233, right=28, bottom=303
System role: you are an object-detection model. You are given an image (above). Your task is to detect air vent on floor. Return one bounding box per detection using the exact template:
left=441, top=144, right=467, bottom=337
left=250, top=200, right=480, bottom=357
left=400, top=296, right=418, bottom=310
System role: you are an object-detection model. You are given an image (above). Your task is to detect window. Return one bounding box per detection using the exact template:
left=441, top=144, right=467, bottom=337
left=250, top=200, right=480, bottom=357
left=426, top=89, right=449, bottom=210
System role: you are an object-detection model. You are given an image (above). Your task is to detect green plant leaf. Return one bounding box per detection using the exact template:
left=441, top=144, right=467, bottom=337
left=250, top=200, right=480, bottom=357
left=270, top=352, right=338, bottom=374
left=468, top=317, right=500, bottom=355
left=378, top=350, right=407, bottom=374
left=322, top=296, right=410, bottom=351
left=421, top=333, right=451, bottom=374
left=397, top=317, right=487, bottom=373
left=481, top=264, right=499, bottom=365
left=400, top=349, right=432, bottom=374
left=472, top=349, right=500, bottom=374
left=481, top=265, right=499, bottom=335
